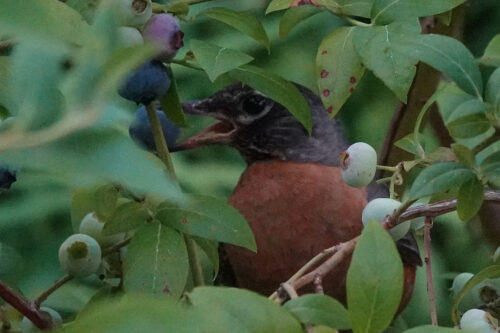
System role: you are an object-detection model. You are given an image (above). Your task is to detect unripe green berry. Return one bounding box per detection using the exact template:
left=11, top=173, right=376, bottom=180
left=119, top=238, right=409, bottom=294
left=361, top=198, right=410, bottom=241
left=460, top=309, right=498, bottom=333
left=451, top=272, right=485, bottom=312
left=118, top=0, right=152, bottom=28
left=118, top=26, right=144, bottom=47
left=58, top=234, right=102, bottom=277
left=20, top=307, right=62, bottom=333
left=340, top=142, right=377, bottom=188
left=79, top=212, right=124, bottom=248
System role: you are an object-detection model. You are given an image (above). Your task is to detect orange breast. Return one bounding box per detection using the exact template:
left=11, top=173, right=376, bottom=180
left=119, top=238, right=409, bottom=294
left=225, top=160, right=367, bottom=301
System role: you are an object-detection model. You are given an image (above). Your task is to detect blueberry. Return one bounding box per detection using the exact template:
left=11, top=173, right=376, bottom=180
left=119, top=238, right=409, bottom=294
left=79, top=212, right=125, bottom=248
left=118, top=0, right=152, bottom=28
left=20, top=307, right=62, bottom=332
left=451, top=272, right=483, bottom=312
left=129, top=106, right=180, bottom=152
left=142, top=14, right=184, bottom=62
left=118, top=60, right=171, bottom=105
left=361, top=198, right=411, bottom=241
left=58, top=234, right=102, bottom=277
left=0, top=164, right=16, bottom=191
left=340, top=142, right=377, bottom=188
left=118, top=26, right=144, bottom=46
left=460, top=309, right=498, bottom=332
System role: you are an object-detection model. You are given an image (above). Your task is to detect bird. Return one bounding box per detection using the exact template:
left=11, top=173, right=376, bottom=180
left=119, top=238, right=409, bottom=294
left=174, top=82, right=422, bottom=312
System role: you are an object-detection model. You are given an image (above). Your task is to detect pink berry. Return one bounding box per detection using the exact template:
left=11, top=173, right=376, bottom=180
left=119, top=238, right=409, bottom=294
left=142, top=14, right=184, bottom=62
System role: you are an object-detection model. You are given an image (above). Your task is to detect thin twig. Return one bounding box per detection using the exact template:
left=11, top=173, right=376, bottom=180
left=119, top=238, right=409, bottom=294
left=281, top=283, right=299, bottom=299
left=34, top=275, right=73, bottom=307
left=0, top=281, right=51, bottom=330
left=269, top=191, right=500, bottom=300
left=424, top=217, right=438, bottom=326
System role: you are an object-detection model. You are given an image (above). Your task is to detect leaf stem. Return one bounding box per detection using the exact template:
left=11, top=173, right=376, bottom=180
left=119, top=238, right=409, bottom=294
left=340, top=15, right=372, bottom=27
left=145, top=101, right=204, bottom=286
left=376, top=165, right=398, bottom=172
left=184, top=235, right=205, bottom=287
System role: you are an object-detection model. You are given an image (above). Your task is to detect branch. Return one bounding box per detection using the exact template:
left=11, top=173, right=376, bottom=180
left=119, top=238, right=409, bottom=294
left=269, top=191, right=500, bottom=301
left=424, top=217, right=438, bottom=326
left=0, top=282, right=51, bottom=330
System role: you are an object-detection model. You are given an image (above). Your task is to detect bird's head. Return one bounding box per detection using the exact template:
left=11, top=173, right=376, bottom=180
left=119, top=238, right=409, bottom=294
left=175, top=82, right=349, bottom=166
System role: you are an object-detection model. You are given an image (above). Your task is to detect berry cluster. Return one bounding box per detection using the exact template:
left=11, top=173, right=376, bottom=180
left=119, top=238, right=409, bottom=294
left=115, top=0, right=183, bottom=152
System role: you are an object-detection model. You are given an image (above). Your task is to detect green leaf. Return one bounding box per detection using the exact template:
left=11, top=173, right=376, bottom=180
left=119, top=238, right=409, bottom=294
left=347, top=221, right=403, bottom=333
left=190, top=39, right=254, bottom=82
left=481, top=34, right=500, bottom=67
left=103, top=201, right=151, bottom=236
left=451, top=265, right=500, bottom=323
left=457, top=177, right=484, bottom=221
left=485, top=67, right=500, bottom=116
left=192, top=237, right=219, bottom=279
left=93, top=184, right=119, bottom=221
left=229, top=65, right=312, bottom=133
left=317, top=27, right=365, bottom=116
left=451, top=144, right=475, bottom=167
left=0, top=57, right=12, bottom=110
left=480, top=151, right=500, bottom=187
left=1, top=127, right=186, bottom=204
left=266, top=0, right=295, bottom=14
left=200, top=8, right=270, bottom=50
left=279, top=6, right=322, bottom=38
left=8, top=40, right=67, bottom=131
left=156, top=195, right=256, bottom=252
left=0, top=0, right=92, bottom=45
left=353, top=23, right=419, bottom=102
left=446, top=99, right=487, bottom=123
left=371, top=0, right=465, bottom=25
left=321, top=0, right=374, bottom=17
left=394, top=134, right=421, bottom=156
left=409, top=162, right=475, bottom=199
left=399, top=33, right=483, bottom=99
left=123, top=222, right=189, bottom=298
left=160, top=68, right=187, bottom=127
left=403, top=326, right=463, bottom=333
left=284, top=294, right=350, bottom=330
left=447, top=113, right=491, bottom=139
left=189, top=287, right=303, bottom=333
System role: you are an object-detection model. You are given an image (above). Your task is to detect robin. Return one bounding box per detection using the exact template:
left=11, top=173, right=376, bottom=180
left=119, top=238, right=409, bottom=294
left=175, top=82, right=422, bottom=312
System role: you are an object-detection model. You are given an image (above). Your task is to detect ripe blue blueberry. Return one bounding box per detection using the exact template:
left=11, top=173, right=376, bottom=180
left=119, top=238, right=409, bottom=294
left=0, top=164, right=16, bottom=191
left=460, top=309, right=498, bottom=333
left=129, top=106, right=180, bottom=152
left=20, top=307, right=62, bottom=332
left=340, top=142, right=377, bottom=188
left=142, top=14, right=184, bottom=62
left=58, top=234, right=102, bottom=277
left=118, top=0, right=152, bottom=28
left=361, top=198, right=411, bottom=241
left=118, top=60, right=171, bottom=105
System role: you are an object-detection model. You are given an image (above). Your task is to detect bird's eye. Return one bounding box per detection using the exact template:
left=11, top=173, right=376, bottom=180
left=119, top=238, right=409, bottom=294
left=242, top=95, right=267, bottom=115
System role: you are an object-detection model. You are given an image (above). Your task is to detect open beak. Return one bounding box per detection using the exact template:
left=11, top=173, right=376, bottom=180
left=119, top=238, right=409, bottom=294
left=170, top=100, right=237, bottom=152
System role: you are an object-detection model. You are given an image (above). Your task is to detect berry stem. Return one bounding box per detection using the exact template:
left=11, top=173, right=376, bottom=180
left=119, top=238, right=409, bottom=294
left=145, top=102, right=204, bottom=286
left=34, top=275, right=73, bottom=307
left=376, top=165, right=398, bottom=172
left=424, top=217, right=438, bottom=326
left=145, top=102, right=177, bottom=182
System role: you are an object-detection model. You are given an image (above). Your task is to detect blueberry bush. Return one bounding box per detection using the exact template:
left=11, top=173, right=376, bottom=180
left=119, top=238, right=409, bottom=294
left=1, top=0, right=500, bottom=332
